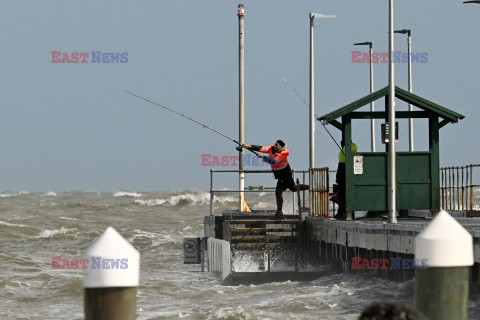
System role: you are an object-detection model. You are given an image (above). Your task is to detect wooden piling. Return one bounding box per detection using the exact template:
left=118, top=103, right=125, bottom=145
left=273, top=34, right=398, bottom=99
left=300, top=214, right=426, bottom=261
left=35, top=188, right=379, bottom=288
left=414, top=211, right=473, bottom=320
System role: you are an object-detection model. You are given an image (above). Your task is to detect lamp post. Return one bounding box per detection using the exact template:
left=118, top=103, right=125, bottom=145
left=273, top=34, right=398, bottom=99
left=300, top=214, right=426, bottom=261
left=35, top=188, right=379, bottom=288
left=394, top=29, right=414, bottom=152
left=388, top=0, right=397, bottom=224
left=238, top=4, right=246, bottom=212
left=309, top=12, right=336, bottom=169
left=354, top=42, right=375, bottom=152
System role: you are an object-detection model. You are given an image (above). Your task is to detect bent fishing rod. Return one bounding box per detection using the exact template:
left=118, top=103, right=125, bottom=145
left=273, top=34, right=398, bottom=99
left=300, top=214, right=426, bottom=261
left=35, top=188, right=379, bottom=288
left=280, top=76, right=343, bottom=153
left=118, top=88, right=275, bottom=163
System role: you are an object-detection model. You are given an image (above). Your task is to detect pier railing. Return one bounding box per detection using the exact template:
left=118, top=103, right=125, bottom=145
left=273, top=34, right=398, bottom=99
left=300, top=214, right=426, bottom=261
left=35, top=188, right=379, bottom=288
left=440, top=164, right=480, bottom=212
left=310, top=168, right=330, bottom=218
left=208, top=164, right=479, bottom=216
left=209, top=169, right=308, bottom=216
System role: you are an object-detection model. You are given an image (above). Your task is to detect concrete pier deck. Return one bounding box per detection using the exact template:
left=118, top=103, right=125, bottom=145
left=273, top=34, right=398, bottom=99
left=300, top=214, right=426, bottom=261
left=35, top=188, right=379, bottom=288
left=304, top=215, right=480, bottom=291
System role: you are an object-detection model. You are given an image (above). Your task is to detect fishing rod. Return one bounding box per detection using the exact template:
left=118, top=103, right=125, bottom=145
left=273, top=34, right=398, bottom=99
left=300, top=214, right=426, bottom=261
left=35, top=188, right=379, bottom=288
left=118, top=88, right=275, bottom=163
left=280, top=76, right=344, bottom=153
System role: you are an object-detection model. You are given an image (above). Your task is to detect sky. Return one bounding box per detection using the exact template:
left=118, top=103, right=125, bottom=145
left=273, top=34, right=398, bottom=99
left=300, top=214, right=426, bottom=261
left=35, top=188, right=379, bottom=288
left=1, top=0, right=479, bottom=192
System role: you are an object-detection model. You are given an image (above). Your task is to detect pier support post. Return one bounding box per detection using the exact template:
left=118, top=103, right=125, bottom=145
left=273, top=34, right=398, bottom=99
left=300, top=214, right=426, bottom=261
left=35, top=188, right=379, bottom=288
left=415, top=210, right=473, bottom=320
left=83, top=227, right=140, bottom=320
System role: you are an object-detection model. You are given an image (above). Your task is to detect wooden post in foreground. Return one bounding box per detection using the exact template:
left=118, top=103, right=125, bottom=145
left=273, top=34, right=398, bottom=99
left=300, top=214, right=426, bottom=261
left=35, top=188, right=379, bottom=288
left=415, top=210, right=473, bottom=320
left=83, top=227, right=140, bottom=320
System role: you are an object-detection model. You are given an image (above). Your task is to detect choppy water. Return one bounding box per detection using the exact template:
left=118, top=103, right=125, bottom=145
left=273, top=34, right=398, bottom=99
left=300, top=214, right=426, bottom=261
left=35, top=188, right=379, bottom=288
left=0, top=190, right=478, bottom=319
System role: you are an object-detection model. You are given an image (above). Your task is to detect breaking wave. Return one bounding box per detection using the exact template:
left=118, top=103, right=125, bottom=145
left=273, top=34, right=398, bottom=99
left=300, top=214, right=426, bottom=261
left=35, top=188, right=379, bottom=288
left=36, top=227, right=78, bottom=238
left=113, top=191, right=143, bottom=198
left=0, top=220, right=36, bottom=229
left=250, top=201, right=273, bottom=210
left=134, top=192, right=236, bottom=207
left=0, top=191, right=29, bottom=198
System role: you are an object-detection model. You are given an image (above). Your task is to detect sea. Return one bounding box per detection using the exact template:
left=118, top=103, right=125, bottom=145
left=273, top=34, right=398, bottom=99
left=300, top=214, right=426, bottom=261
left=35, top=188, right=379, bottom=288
left=1, top=189, right=479, bottom=319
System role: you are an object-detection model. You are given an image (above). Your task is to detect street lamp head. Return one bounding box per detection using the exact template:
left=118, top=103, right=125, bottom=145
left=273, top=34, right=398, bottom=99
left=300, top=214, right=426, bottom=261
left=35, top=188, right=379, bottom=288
left=238, top=4, right=245, bottom=16
left=463, top=1, right=480, bottom=3
left=309, top=12, right=336, bottom=19
left=394, top=29, right=411, bottom=36
left=354, top=42, right=373, bottom=49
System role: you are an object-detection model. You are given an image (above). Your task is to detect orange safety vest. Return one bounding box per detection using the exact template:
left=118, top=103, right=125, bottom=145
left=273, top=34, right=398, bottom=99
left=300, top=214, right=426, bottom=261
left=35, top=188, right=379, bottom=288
left=260, top=146, right=289, bottom=171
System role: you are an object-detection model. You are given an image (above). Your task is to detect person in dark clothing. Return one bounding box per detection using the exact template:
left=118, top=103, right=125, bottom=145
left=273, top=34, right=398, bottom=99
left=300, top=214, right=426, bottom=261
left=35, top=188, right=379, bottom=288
left=335, top=140, right=357, bottom=220
left=242, top=140, right=309, bottom=219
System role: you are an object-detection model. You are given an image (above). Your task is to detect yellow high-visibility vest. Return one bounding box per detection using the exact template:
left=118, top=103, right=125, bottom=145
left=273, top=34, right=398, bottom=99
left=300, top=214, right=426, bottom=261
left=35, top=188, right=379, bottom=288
left=338, top=143, right=358, bottom=163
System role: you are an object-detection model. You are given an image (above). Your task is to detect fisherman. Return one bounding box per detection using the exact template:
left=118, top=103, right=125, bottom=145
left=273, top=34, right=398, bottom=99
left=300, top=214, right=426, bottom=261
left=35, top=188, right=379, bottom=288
left=242, top=140, right=309, bottom=219
left=335, top=140, right=357, bottom=220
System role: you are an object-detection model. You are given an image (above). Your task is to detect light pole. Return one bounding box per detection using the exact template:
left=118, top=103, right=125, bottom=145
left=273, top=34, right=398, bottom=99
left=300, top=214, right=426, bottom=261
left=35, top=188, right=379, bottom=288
left=238, top=4, right=247, bottom=212
left=309, top=13, right=336, bottom=170
left=388, top=0, right=397, bottom=224
left=394, top=29, right=414, bottom=152
left=354, top=42, right=376, bottom=152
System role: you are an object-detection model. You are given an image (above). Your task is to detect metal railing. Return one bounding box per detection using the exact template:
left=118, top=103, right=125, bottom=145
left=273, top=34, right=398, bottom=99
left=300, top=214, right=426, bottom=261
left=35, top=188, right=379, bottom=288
left=441, top=164, right=480, bottom=211
left=310, top=168, right=330, bottom=217
left=295, top=170, right=309, bottom=210
left=209, top=169, right=308, bottom=216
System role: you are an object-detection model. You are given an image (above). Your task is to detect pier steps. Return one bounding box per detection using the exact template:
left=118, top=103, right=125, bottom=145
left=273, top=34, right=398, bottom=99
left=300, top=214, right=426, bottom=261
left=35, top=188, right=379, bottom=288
left=227, top=218, right=299, bottom=252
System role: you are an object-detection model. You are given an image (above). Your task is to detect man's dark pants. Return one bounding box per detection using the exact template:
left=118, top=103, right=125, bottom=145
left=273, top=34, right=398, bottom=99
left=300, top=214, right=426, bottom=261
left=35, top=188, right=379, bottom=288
left=275, top=174, right=309, bottom=212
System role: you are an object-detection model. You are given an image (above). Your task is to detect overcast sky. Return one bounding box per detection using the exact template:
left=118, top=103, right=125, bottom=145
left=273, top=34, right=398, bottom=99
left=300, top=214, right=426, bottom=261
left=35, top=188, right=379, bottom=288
left=1, top=0, right=479, bottom=192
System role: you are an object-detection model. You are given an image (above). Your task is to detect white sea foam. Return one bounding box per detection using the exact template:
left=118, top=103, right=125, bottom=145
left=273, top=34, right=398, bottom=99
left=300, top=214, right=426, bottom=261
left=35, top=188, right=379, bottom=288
left=0, top=191, right=29, bottom=198
left=42, top=191, right=57, bottom=197
left=59, top=216, right=80, bottom=221
left=36, top=227, right=77, bottom=238
left=113, top=191, right=143, bottom=198
left=211, top=306, right=258, bottom=320
left=134, top=192, right=236, bottom=206
left=151, top=235, right=178, bottom=247
left=251, top=201, right=272, bottom=210
left=132, top=229, right=158, bottom=239
left=0, top=220, right=34, bottom=229
left=232, top=252, right=262, bottom=272
left=134, top=199, right=167, bottom=206
left=127, top=230, right=165, bottom=245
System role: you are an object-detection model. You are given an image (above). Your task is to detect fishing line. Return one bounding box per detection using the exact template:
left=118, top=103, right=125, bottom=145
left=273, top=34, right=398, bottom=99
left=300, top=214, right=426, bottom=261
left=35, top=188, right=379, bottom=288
left=118, top=87, right=265, bottom=158
left=280, top=76, right=343, bottom=153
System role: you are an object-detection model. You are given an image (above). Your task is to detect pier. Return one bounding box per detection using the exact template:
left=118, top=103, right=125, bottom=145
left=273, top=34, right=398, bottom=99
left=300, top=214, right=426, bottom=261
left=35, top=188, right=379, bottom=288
left=201, top=210, right=480, bottom=294
left=304, top=214, right=480, bottom=292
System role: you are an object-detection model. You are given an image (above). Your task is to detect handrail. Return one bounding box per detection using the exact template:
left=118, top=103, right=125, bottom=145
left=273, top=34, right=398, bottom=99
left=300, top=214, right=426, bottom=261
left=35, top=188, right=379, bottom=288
left=440, top=164, right=479, bottom=211
left=209, top=169, right=308, bottom=216
left=309, top=168, right=330, bottom=217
